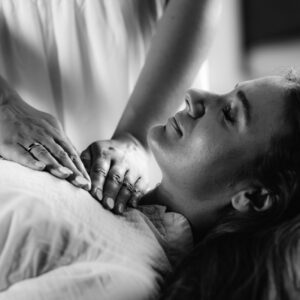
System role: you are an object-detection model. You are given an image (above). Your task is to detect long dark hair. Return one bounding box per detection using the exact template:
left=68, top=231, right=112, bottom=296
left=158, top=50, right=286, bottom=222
left=160, top=215, right=300, bottom=300
left=207, top=73, right=300, bottom=237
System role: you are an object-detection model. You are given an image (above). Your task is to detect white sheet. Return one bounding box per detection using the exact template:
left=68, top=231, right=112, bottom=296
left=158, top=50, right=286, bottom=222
left=0, top=160, right=174, bottom=300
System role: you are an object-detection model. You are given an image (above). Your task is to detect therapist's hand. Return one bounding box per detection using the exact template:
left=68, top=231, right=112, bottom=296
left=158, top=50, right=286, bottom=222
left=81, top=133, right=149, bottom=214
left=0, top=85, right=90, bottom=190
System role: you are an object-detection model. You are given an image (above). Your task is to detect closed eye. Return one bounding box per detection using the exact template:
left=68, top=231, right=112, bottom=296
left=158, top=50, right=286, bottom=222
left=223, top=104, right=236, bottom=123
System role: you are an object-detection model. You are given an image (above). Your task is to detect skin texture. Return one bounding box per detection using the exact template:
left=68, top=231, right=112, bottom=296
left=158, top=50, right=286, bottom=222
left=0, top=76, right=91, bottom=190
left=0, top=0, right=221, bottom=211
left=81, top=0, right=222, bottom=213
left=146, top=76, right=290, bottom=231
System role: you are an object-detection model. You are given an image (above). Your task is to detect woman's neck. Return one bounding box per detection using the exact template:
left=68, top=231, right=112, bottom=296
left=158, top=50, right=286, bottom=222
left=140, top=183, right=204, bottom=228
left=140, top=184, right=179, bottom=211
left=140, top=183, right=227, bottom=235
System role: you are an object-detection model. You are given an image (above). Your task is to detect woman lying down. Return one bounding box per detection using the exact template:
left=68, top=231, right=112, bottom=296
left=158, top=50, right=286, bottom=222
left=1, top=74, right=300, bottom=300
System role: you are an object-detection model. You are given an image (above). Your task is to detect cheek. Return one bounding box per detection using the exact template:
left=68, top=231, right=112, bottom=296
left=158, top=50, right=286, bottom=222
left=176, top=136, right=245, bottom=192
left=149, top=123, right=246, bottom=191
left=158, top=134, right=219, bottom=188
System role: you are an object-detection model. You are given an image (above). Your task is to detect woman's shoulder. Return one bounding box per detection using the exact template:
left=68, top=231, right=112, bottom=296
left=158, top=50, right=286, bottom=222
left=131, top=204, right=194, bottom=265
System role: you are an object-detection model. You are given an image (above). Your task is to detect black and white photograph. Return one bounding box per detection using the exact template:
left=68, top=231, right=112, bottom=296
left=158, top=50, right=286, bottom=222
left=0, top=0, right=299, bottom=299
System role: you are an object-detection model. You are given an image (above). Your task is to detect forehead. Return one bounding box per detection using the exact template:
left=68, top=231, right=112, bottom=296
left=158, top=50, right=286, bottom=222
left=239, top=76, right=288, bottom=124
left=237, top=76, right=289, bottom=149
left=239, top=76, right=288, bottom=102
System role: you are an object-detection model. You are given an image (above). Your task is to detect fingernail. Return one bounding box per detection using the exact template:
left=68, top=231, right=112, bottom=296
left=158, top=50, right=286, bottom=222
left=35, top=161, right=46, bottom=169
left=95, top=188, right=103, bottom=201
left=58, top=166, right=73, bottom=176
left=74, top=176, right=90, bottom=189
left=74, top=176, right=89, bottom=185
left=118, top=203, right=124, bottom=214
left=105, top=197, right=115, bottom=210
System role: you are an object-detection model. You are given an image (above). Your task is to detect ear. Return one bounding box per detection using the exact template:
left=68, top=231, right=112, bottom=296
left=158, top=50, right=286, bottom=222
left=231, top=187, right=273, bottom=213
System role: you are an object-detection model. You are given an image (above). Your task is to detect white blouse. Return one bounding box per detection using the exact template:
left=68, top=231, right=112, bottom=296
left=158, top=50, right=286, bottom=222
left=0, top=0, right=166, bottom=150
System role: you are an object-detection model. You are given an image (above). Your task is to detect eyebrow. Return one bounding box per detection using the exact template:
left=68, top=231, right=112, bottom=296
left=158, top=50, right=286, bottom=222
left=236, top=90, right=251, bottom=125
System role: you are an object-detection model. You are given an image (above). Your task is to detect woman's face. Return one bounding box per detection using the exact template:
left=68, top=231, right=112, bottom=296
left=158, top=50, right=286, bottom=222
left=148, top=76, right=289, bottom=201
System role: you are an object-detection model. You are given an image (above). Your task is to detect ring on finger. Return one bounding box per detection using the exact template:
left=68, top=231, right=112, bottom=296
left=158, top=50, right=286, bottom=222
left=122, top=181, right=135, bottom=193
left=26, top=142, right=42, bottom=152
left=92, top=167, right=107, bottom=176
left=111, top=173, right=122, bottom=185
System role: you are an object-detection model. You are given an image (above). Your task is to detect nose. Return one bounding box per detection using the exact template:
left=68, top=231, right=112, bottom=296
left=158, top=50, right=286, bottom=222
left=185, top=89, right=214, bottom=119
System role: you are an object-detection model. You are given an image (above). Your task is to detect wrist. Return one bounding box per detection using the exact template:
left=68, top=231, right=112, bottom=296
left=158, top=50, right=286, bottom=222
left=111, top=131, right=150, bottom=154
left=0, top=77, right=19, bottom=106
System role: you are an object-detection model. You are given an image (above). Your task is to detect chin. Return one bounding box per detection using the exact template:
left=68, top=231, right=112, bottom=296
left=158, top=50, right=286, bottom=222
left=148, top=125, right=164, bottom=153
left=148, top=125, right=173, bottom=175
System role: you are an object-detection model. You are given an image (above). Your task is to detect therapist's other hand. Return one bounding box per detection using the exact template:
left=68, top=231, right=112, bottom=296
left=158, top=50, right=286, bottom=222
left=81, top=133, right=149, bottom=214
left=0, top=88, right=90, bottom=190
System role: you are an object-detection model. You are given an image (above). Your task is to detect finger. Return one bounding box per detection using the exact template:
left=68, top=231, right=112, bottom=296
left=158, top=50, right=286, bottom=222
left=102, top=167, right=127, bottom=211
left=42, top=139, right=91, bottom=190
left=114, top=173, right=137, bottom=214
left=80, top=148, right=92, bottom=172
left=68, top=153, right=91, bottom=189
left=3, top=144, right=46, bottom=171
left=55, top=137, right=90, bottom=181
left=128, top=177, right=148, bottom=208
left=27, top=143, right=74, bottom=179
left=90, top=158, right=111, bottom=201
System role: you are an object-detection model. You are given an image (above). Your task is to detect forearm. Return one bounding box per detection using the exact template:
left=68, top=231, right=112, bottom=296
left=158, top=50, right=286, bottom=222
left=113, top=0, right=221, bottom=149
left=0, top=75, right=16, bottom=105
left=0, top=75, right=39, bottom=114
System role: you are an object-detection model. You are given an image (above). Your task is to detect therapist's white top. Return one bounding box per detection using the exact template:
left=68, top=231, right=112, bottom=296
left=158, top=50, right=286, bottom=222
left=0, top=0, right=166, bottom=150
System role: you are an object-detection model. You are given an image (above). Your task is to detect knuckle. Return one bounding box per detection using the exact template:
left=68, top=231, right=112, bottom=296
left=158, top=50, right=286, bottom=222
left=55, top=150, right=67, bottom=160
left=35, top=128, right=46, bottom=137
left=99, top=149, right=110, bottom=159
left=69, top=154, right=78, bottom=163
left=108, top=172, right=122, bottom=185
left=92, top=164, right=107, bottom=176
left=36, top=146, right=48, bottom=156
left=108, top=146, right=116, bottom=152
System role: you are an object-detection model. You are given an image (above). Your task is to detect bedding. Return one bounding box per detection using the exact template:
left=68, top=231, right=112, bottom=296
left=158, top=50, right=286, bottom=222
left=0, top=160, right=193, bottom=300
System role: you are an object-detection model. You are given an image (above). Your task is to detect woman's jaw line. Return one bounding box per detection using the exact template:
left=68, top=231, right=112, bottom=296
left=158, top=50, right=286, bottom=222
left=140, top=180, right=231, bottom=234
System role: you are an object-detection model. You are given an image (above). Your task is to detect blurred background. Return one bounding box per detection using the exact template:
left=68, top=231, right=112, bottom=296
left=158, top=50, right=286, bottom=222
left=149, top=0, right=300, bottom=186
left=193, top=0, right=300, bottom=92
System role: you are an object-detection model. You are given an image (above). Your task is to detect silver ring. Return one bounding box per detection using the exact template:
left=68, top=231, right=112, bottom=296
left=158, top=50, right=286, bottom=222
left=123, top=181, right=135, bottom=193
left=111, top=173, right=122, bottom=185
left=26, top=142, right=42, bottom=152
left=92, top=167, right=107, bottom=177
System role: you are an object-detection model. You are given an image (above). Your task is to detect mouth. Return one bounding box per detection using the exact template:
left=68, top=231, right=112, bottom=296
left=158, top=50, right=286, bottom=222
left=169, top=116, right=183, bottom=136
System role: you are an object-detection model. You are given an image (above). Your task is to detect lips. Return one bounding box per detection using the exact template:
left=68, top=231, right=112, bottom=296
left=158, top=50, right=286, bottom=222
left=169, top=116, right=183, bottom=136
